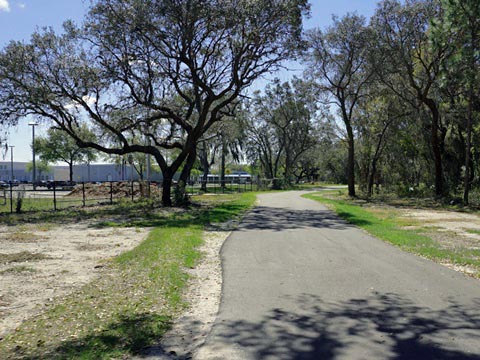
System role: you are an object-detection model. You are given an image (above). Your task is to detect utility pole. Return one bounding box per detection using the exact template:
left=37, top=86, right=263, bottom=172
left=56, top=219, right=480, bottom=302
left=10, top=145, right=14, bottom=183
left=9, top=145, right=14, bottom=213
left=28, top=122, right=38, bottom=190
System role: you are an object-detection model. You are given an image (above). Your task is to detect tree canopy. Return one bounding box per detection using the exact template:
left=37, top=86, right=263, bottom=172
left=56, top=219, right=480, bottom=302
left=2, top=0, right=480, bottom=205
left=0, top=0, right=309, bottom=205
left=34, top=126, right=97, bottom=182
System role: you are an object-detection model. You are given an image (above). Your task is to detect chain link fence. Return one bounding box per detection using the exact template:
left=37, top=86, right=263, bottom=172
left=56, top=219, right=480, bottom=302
left=0, top=181, right=159, bottom=214
left=0, top=178, right=291, bottom=214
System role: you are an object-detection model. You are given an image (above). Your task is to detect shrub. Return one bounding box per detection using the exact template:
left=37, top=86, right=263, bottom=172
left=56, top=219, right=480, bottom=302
left=271, top=178, right=286, bottom=190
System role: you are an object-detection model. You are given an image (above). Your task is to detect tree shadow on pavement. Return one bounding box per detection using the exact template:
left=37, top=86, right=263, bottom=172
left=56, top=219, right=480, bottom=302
left=204, top=293, right=480, bottom=360
left=239, top=206, right=368, bottom=232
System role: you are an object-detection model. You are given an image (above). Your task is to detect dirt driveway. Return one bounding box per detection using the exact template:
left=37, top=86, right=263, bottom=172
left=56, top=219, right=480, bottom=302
left=0, top=222, right=150, bottom=339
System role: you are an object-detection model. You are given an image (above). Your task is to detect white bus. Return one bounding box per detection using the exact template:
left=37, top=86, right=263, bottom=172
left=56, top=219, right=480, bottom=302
left=198, top=172, right=252, bottom=184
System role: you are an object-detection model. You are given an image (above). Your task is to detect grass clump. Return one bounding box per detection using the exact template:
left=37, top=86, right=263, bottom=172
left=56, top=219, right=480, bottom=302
left=0, top=265, right=37, bottom=274
left=304, top=192, right=480, bottom=277
left=5, top=231, right=42, bottom=243
left=465, top=228, right=480, bottom=235
left=0, top=192, right=255, bottom=359
left=0, top=251, right=51, bottom=265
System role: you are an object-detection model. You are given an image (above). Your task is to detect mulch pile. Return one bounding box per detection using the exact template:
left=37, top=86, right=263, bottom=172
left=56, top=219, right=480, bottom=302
left=67, top=182, right=162, bottom=198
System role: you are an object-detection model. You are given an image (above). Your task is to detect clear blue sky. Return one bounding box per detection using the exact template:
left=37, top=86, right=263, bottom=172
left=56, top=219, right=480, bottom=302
left=0, top=0, right=378, bottom=162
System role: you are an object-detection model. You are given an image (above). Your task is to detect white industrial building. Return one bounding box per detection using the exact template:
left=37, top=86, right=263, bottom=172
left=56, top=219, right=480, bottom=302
left=0, top=162, right=162, bottom=183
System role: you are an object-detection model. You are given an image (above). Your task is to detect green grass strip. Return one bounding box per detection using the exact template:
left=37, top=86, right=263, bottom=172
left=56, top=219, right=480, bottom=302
left=303, top=193, right=480, bottom=274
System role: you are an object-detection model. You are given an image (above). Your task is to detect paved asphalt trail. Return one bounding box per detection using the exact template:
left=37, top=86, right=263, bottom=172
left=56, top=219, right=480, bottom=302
left=196, top=191, right=480, bottom=360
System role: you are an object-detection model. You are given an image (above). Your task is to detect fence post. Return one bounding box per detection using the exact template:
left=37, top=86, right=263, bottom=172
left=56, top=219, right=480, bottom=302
left=53, top=182, right=57, bottom=211
left=131, top=180, right=134, bottom=201
left=110, top=182, right=113, bottom=204
left=9, top=183, right=13, bottom=214
left=82, top=182, right=86, bottom=207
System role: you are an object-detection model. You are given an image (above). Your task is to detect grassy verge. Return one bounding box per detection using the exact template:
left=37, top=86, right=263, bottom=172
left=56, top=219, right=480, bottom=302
left=289, top=182, right=344, bottom=190
left=0, top=192, right=256, bottom=360
left=304, top=192, right=480, bottom=277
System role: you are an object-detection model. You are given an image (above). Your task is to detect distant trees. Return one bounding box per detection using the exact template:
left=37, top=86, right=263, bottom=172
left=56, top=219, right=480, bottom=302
left=243, top=78, right=319, bottom=186
left=435, top=0, right=480, bottom=204
left=198, top=137, right=219, bottom=191
left=247, top=0, right=480, bottom=203
left=355, top=92, right=408, bottom=197
left=26, top=159, right=51, bottom=181
left=371, top=0, right=450, bottom=197
left=196, top=119, right=244, bottom=190
left=304, top=0, right=480, bottom=204
left=34, top=127, right=97, bottom=182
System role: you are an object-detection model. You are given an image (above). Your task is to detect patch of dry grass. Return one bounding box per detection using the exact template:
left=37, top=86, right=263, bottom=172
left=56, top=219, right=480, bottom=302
left=75, top=243, right=108, bottom=251
left=0, top=251, right=52, bottom=265
left=4, top=231, right=43, bottom=243
left=0, top=266, right=37, bottom=275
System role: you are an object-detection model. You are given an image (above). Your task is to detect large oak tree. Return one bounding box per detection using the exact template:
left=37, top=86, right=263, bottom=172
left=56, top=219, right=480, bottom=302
left=0, top=0, right=309, bottom=206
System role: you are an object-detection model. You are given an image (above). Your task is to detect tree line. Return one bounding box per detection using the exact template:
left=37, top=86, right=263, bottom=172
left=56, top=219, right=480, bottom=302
left=0, top=0, right=478, bottom=206
left=246, top=0, right=480, bottom=204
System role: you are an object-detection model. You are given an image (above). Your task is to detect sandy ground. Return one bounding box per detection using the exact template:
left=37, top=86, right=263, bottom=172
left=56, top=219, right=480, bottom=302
left=0, top=222, right=150, bottom=339
left=401, top=208, right=480, bottom=241
left=399, top=208, right=480, bottom=275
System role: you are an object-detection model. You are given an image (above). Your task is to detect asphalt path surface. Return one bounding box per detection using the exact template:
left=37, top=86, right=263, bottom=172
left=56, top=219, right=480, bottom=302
left=197, top=191, right=480, bottom=360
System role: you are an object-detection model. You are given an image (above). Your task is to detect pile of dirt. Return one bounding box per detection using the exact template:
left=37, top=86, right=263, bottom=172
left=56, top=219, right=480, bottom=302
left=67, top=182, right=161, bottom=199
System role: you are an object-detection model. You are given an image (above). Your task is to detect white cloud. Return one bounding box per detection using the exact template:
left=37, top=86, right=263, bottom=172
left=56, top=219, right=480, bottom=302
left=18, top=3, right=25, bottom=9
left=0, top=0, right=10, bottom=12
left=65, top=95, right=98, bottom=110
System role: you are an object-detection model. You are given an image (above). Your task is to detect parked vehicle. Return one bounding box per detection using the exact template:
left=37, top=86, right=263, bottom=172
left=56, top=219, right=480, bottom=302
left=46, top=180, right=76, bottom=190
left=33, top=180, right=48, bottom=188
